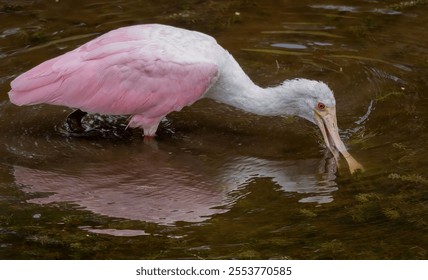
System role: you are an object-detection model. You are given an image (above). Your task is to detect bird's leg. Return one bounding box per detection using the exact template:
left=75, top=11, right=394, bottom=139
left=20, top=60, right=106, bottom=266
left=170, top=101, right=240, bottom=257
left=66, top=109, right=88, bottom=133
left=143, top=124, right=160, bottom=138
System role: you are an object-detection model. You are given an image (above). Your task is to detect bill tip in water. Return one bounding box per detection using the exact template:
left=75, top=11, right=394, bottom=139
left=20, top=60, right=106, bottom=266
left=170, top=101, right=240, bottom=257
left=344, top=153, right=364, bottom=174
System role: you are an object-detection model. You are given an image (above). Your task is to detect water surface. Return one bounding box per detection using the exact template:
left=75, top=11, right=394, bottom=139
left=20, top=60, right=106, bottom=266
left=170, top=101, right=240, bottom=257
left=0, top=0, right=427, bottom=259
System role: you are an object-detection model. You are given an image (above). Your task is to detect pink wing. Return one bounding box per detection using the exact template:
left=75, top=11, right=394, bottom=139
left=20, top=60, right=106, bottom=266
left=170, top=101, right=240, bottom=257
left=9, top=26, right=219, bottom=129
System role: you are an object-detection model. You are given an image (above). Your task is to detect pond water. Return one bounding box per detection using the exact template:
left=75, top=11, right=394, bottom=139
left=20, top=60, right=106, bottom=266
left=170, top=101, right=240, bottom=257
left=0, top=0, right=427, bottom=259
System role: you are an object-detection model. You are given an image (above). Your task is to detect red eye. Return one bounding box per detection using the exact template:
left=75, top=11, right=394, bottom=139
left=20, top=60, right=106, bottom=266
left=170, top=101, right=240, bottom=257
left=317, top=102, right=326, bottom=110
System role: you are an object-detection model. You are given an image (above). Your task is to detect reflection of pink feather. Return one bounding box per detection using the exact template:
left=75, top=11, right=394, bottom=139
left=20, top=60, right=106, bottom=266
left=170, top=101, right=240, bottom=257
left=13, top=153, right=337, bottom=227
left=13, top=156, right=230, bottom=225
left=9, top=24, right=219, bottom=135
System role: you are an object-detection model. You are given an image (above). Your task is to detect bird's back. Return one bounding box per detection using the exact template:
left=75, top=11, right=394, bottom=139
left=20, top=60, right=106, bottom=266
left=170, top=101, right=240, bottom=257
left=9, top=24, right=223, bottom=118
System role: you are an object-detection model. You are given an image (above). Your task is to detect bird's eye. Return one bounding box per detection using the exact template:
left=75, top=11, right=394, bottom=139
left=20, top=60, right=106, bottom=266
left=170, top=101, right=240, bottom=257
left=317, top=102, right=326, bottom=110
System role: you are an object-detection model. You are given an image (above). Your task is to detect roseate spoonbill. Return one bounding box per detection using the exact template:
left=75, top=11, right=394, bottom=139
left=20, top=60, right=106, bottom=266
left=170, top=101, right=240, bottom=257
left=8, top=24, right=363, bottom=173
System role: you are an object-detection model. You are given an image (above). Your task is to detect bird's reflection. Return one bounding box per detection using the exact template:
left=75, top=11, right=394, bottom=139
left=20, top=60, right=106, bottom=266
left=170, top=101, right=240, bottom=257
left=218, top=155, right=337, bottom=203
left=13, top=148, right=338, bottom=226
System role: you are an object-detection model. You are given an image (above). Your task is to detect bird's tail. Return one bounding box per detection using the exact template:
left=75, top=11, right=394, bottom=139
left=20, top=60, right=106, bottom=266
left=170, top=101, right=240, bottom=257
left=8, top=57, right=65, bottom=106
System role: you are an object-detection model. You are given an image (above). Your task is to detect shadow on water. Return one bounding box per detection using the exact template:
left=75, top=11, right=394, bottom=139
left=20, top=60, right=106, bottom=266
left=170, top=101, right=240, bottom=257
left=0, top=0, right=427, bottom=259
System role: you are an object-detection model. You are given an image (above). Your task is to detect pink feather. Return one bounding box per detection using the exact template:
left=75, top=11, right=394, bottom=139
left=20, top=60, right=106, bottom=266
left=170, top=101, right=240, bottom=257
left=9, top=24, right=219, bottom=135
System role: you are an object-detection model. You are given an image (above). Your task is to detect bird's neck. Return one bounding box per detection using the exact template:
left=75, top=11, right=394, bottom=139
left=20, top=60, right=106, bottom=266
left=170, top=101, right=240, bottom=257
left=206, top=56, right=304, bottom=117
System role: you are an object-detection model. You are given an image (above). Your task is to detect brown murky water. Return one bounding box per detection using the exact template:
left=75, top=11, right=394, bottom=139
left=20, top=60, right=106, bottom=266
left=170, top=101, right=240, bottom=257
left=0, top=0, right=427, bottom=259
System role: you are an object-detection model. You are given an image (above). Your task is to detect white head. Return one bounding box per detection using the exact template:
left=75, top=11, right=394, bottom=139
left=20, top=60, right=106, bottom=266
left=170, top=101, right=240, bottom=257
left=279, top=79, right=363, bottom=173
left=279, top=79, right=335, bottom=123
